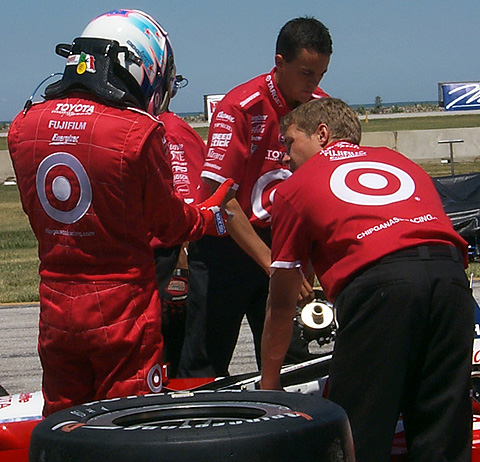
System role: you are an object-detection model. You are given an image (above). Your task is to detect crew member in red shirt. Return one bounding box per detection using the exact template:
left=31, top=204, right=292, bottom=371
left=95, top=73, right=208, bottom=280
left=178, top=17, right=333, bottom=378
left=152, top=83, right=209, bottom=377
left=8, top=9, right=231, bottom=416
left=260, top=97, right=474, bottom=461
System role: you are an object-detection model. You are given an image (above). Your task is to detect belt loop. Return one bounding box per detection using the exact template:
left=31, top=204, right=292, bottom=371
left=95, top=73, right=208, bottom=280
left=449, top=246, right=460, bottom=262
left=418, top=245, right=430, bottom=260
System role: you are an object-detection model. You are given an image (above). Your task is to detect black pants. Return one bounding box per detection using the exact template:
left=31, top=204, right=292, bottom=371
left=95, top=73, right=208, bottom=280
left=154, top=245, right=182, bottom=376
left=178, top=235, right=268, bottom=377
left=327, top=245, right=474, bottom=462
left=153, top=245, right=181, bottom=296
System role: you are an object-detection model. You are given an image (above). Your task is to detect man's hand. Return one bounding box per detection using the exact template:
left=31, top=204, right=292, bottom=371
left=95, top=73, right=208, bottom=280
left=198, top=179, right=234, bottom=236
left=297, top=277, right=315, bottom=308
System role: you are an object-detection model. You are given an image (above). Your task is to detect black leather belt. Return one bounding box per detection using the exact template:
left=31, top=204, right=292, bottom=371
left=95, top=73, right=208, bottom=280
left=381, top=245, right=462, bottom=263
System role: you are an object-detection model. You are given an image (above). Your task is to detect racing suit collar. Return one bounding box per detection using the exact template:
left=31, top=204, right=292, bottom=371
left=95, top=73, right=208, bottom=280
left=266, top=68, right=290, bottom=117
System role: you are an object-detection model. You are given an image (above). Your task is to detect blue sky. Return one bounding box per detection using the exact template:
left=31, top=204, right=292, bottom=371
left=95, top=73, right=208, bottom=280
left=1, top=0, right=479, bottom=120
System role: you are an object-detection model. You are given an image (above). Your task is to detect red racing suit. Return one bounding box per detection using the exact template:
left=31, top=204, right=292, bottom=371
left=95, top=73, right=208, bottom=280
left=270, top=141, right=468, bottom=301
left=8, top=94, right=208, bottom=415
left=151, top=110, right=208, bottom=250
left=160, top=111, right=208, bottom=205
left=201, top=68, right=328, bottom=229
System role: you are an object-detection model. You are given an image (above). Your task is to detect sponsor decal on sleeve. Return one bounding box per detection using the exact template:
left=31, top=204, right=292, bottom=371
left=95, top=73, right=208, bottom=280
left=216, top=111, right=235, bottom=124
left=210, top=132, right=232, bottom=148
left=206, top=148, right=225, bottom=162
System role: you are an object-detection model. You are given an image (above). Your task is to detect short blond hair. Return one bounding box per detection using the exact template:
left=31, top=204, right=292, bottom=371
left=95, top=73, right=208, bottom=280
left=280, top=97, right=362, bottom=144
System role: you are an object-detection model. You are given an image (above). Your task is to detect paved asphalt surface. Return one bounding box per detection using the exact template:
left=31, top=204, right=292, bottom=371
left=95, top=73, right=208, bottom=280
left=1, top=280, right=479, bottom=396
left=0, top=302, right=261, bottom=396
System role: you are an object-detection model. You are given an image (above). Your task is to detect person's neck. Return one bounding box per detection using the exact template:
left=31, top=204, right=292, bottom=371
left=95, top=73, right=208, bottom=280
left=273, top=69, right=297, bottom=109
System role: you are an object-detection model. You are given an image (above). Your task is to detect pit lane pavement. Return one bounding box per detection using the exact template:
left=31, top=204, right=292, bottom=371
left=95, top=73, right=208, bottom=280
left=1, top=279, right=479, bottom=396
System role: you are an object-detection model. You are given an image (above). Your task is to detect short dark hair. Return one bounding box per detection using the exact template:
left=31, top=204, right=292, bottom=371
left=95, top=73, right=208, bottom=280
left=276, top=16, right=333, bottom=62
left=280, top=98, right=362, bottom=145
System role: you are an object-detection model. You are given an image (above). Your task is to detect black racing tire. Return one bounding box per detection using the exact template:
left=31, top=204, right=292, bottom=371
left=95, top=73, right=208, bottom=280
left=29, top=390, right=354, bottom=462
left=0, top=384, right=8, bottom=396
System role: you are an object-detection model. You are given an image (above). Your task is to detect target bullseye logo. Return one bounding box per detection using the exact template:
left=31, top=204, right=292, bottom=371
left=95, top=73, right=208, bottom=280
left=36, top=152, right=92, bottom=224
left=147, top=364, right=163, bottom=393
left=330, top=161, right=415, bottom=206
left=251, top=168, right=292, bottom=221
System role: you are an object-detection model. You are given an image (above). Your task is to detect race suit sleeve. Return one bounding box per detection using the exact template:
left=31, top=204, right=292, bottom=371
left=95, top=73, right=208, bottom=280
left=162, top=114, right=208, bottom=205
left=202, top=100, right=250, bottom=190
left=142, top=129, right=205, bottom=246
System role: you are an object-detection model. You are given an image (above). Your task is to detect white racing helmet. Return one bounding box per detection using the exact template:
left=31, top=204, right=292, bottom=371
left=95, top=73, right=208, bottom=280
left=81, top=9, right=176, bottom=115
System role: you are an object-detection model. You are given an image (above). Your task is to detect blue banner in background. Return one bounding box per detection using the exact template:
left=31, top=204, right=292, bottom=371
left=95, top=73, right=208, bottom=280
left=442, top=82, right=480, bottom=111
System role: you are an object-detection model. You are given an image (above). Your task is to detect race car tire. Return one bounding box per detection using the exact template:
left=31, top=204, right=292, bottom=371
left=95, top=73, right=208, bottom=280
left=0, top=385, right=8, bottom=396
left=29, top=390, right=354, bottom=462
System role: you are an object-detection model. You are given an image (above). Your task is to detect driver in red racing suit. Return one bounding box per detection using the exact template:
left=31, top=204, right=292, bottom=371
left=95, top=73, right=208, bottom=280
left=8, top=10, right=231, bottom=416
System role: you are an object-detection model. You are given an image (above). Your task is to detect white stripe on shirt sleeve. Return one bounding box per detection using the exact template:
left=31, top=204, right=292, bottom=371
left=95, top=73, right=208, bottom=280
left=270, top=260, right=302, bottom=276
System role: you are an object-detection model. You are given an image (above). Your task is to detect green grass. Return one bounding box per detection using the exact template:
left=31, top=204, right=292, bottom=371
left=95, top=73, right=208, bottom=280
left=3, top=111, right=480, bottom=303
left=2, top=163, right=480, bottom=304
left=361, top=114, right=480, bottom=132
left=191, top=113, right=480, bottom=139
left=193, top=126, right=209, bottom=140
left=0, top=185, right=39, bottom=303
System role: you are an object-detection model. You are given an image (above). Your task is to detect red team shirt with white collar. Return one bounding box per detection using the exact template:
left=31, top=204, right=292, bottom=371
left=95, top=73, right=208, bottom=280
left=271, top=141, right=468, bottom=301
left=201, top=68, right=328, bottom=229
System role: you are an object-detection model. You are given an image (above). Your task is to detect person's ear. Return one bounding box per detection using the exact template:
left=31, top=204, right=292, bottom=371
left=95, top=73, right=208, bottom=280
left=315, top=124, right=330, bottom=148
left=275, top=54, right=286, bottom=71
